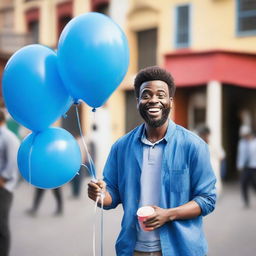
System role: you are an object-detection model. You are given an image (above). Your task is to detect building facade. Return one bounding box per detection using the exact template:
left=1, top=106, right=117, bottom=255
left=1, top=0, right=256, bottom=179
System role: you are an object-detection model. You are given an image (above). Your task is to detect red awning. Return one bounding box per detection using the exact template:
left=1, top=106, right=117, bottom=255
left=164, top=50, right=256, bottom=88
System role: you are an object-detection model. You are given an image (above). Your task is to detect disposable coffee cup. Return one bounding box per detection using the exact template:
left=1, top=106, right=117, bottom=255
left=137, top=206, right=155, bottom=231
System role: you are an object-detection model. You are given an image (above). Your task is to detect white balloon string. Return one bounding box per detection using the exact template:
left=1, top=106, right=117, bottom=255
left=75, top=104, right=96, bottom=179
left=93, top=196, right=100, bottom=256
left=93, top=192, right=105, bottom=256
left=74, top=104, right=104, bottom=256
left=100, top=193, right=104, bottom=256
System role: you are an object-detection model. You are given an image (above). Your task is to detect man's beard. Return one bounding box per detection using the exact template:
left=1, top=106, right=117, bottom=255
left=139, top=104, right=171, bottom=128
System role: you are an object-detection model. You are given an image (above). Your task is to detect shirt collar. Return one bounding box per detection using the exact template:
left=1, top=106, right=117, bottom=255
left=135, top=119, right=176, bottom=144
left=140, top=128, right=166, bottom=146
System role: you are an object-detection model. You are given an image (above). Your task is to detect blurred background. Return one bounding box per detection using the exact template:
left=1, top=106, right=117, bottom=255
left=1, top=0, right=256, bottom=255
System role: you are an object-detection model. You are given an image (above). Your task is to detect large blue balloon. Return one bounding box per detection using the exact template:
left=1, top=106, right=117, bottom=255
left=57, top=12, right=129, bottom=108
left=2, top=44, right=72, bottom=131
left=17, top=127, right=81, bottom=189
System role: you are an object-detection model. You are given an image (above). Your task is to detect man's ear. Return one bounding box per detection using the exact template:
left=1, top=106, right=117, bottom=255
left=170, top=97, right=173, bottom=108
left=136, top=98, right=139, bottom=109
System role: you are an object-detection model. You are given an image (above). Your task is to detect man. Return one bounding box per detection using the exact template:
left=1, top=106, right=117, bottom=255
left=237, top=125, right=256, bottom=208
left=88, top=66, right=216, bottom=256
left=0, top=108, right=20, bottom=256
left=197, top=125, right=225, bottom=196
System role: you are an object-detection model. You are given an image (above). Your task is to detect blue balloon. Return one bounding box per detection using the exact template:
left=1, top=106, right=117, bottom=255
left=17, top=127, right=81, bottom=189
left=2, top=44, right=72, bottom=131
left=57, top=12, right=129, bottom=108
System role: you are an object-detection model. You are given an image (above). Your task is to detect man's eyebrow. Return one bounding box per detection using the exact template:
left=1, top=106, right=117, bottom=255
left=140, top=88, right=152, bottom=93
left=157, top=89, right=167, bottom=93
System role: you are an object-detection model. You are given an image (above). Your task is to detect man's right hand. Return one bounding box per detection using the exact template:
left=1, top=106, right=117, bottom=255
left=87, top=180, right=107, bottom=202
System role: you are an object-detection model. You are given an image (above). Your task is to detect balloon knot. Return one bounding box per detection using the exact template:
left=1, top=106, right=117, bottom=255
left=92, top=108, right=97, bottom=112
left=74, top=100, right=81, bottom=105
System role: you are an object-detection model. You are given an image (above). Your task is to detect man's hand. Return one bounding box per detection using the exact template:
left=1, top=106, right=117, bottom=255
left=143, top=206, right=171, bottom=230
left=87, top=180, right=113, bottom=207
left=87, top=180, right=106, bottom=202
left=143, top=201, right=202, bottom=230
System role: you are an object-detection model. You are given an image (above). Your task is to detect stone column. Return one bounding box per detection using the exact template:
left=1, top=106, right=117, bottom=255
left=206, top=80, right=223, bottom=195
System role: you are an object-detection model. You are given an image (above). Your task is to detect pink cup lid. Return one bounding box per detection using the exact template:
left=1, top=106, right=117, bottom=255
left=137, top=206, right=155, bottom=217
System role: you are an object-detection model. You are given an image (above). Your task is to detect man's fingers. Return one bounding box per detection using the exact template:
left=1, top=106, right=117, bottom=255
left=88, top=182, right=100, bottom=189
left=145, top=220, right=158, bottom=227
left=143, top=214, right=157, bottom=224
left=97, top=180, right=106, bottom=189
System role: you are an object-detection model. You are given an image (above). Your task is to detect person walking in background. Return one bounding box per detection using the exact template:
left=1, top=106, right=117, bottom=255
left=26, top=187, right=63, bottom=217
left=88, top=66, right=216, bottom=256
left=197, top=125, right=225, bottom=196
left=237, top=125, right=256, bottom=208
left=0, top=108, right=20, bottom=256
left=70, top=135, right=87, bottom=199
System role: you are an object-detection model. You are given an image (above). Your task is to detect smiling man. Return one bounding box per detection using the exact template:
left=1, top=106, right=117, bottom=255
left=88, top=66, right=216, bottom=256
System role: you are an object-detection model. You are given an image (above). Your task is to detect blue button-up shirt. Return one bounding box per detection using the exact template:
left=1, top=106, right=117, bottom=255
left=103, top=120, right=216, bottom=256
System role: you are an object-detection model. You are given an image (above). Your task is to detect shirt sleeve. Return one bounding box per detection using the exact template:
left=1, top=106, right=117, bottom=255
left=1, top=134, right=20, bottom=180
left=190, top=142, right=217, bottom=216
left=103, top=143, right=121, bottom=210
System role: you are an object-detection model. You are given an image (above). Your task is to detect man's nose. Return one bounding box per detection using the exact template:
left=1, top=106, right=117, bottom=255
left=149, top=95, right=158, bottom=103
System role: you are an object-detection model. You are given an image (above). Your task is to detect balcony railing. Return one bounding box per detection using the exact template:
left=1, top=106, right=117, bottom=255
left=0, top=32, right=35, bottom=55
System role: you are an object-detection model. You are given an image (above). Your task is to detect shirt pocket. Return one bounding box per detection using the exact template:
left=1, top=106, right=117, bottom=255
left=169, top=168, right=190, bottom=192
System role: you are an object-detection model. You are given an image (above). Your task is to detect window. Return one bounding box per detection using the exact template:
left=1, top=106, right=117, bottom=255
left=237, top=0, right=256, bottom=34
left=28, top=21, right=39, bottom=43
left=137, top=28, right=157, bottom=70
left=175, top=5, right=190, bottom=48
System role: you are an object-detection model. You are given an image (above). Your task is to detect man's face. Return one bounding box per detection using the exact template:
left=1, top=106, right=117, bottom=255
left=137, top=80, right=173, bottom=128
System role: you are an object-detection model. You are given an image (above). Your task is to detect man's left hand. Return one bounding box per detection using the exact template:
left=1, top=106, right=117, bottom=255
left=143, top=206, right=171, bottom=230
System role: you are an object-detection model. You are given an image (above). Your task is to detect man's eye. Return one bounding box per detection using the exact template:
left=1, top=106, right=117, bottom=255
left=158, top=94, right=165, bottom=99
left=142, top=94, right=150, bottom=99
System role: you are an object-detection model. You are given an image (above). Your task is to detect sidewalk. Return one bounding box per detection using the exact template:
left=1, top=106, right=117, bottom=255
left=10, top=178, right=122, bottom=256
left=9, top=180, right=256, bottom=256
left=205, top=182, right=256, bottom=256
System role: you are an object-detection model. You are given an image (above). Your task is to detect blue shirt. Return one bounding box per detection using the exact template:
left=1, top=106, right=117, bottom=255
left=237, top=137, right=256, bottom=169
left=103, top=120, right=216, bottom=256
left=135, top=132, right=165, bottom=252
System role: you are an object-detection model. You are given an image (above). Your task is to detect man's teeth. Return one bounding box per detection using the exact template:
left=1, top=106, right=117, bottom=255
left=148, top=108, right=160, bottom=113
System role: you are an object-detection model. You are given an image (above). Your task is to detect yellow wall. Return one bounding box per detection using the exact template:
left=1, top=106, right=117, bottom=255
left=7, top=0, right=256, bottom=142
left=127, top=0, right=256, bottom=67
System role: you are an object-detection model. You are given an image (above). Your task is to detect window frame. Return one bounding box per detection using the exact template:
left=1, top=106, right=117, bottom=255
left=174, top=3, right=192, bottom=49
left=236, top=0, right=256, bottom=36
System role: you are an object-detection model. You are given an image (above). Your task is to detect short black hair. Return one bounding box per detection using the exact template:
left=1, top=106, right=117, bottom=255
left=0, top=108, right=6, bottom=123
left=134, top=66, right=176, bottom=98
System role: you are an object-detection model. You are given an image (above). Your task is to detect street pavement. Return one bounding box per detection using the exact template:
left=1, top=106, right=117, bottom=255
left=9, top=179, right=256, bottom=256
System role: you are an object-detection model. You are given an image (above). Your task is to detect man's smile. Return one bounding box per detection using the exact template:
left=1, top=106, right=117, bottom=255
left=146, top=107, right=162, bottom=117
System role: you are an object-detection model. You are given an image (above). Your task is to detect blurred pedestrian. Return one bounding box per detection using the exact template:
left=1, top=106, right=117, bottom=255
left=237, top=125, right=256, bottom=208
left=26, top=188, right=63, bottom=216
left=197, top=125, right=225, bottom=196
left=88, top=66, right=216, bottom=256
left=70, top=135, right=87, bottom=199
left=0, top=108, right=20, bottom=256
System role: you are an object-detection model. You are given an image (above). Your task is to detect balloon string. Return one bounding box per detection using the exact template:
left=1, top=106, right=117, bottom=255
left=92, top=108, right=97, bottom=124
left=75, top=104, right=96, bottom=179
left=93, top=191, right=105, bottom=256
left=100, top=193, right=104, bottom=256
left=93, top=196, right=100, bottom=256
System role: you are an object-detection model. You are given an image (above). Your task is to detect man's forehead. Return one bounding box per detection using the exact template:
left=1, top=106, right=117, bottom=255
left=140, top=80, right=168, bottom=90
